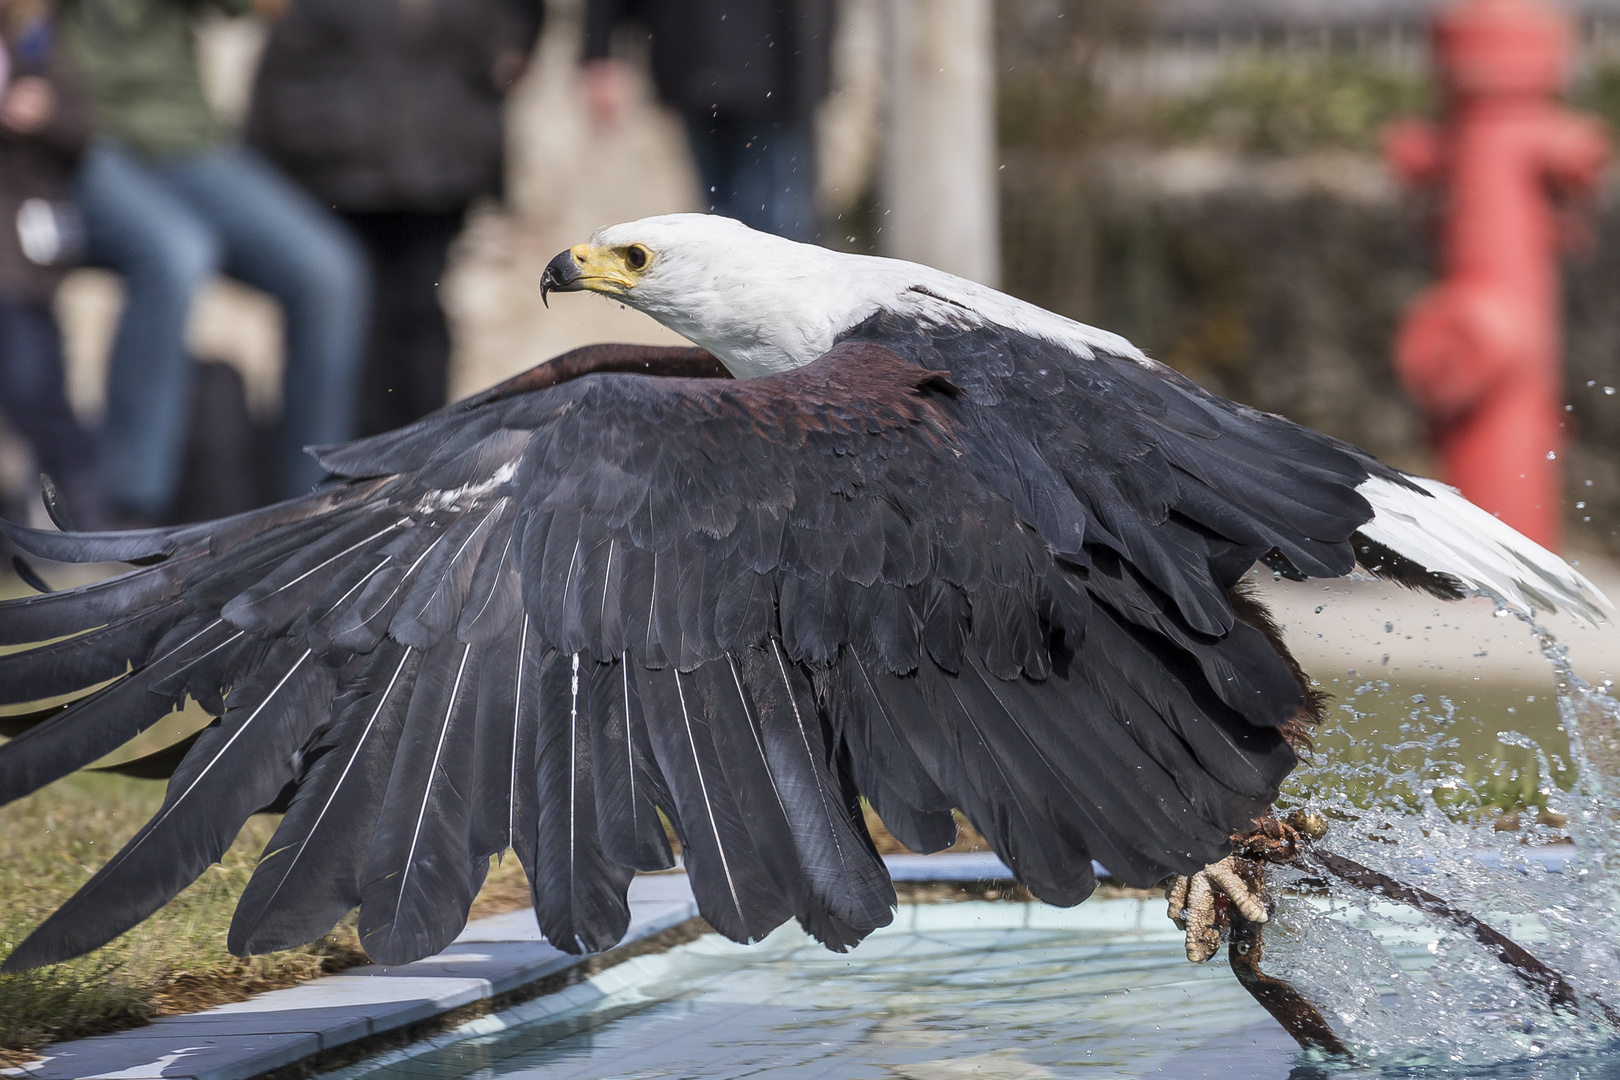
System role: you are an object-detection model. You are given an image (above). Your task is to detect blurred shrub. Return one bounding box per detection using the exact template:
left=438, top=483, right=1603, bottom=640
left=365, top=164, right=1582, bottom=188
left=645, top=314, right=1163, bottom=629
left=1160, top=57, right=1433, bottom=155
left=1573, top=63, right=1620, bottom=134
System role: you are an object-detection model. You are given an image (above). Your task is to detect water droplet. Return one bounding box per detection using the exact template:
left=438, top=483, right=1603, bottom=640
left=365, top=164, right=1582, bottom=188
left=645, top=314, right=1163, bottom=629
left=1547, top=451, right=1557, bottom=460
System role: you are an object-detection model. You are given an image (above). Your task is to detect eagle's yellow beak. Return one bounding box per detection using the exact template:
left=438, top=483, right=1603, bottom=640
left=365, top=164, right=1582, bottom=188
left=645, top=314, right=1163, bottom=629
left=540, top=243, right=652, bottom=306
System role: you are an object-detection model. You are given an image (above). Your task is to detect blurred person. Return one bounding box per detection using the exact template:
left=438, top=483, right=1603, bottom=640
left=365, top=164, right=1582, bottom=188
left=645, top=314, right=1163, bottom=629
left=582, top=0, right=832, bottom=242
left=0, top=0, right=104, bottom=528
left=58, top=0, right=368, bottom=525
left=249, top=0, right=543, bottom=437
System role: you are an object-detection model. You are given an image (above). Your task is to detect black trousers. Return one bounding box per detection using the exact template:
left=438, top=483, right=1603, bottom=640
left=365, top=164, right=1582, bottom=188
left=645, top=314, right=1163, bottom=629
left=344, top=209, right=466, bottom=437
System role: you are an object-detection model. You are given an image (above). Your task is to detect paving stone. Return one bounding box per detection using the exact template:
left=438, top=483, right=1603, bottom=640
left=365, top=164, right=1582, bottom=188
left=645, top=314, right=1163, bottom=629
left=884, top=852, right=1015, bottom=881
left=15, top=1031, right=318, bottom=1080
left=450, top=907, right=541, bottom=943
left=624, top=871, right=700, bottom=905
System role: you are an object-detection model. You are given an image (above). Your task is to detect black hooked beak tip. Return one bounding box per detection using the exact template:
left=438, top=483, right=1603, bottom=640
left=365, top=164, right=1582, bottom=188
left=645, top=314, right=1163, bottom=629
left=540, top=249, right=584, bottom=308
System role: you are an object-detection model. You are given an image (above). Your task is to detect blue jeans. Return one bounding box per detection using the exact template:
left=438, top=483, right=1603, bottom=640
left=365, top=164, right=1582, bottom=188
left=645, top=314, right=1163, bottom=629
left=683, top=114, right=817, bottom=241
left=0, top=299, right=103, bottom=526
left=75, top=141, right=368, bottom=517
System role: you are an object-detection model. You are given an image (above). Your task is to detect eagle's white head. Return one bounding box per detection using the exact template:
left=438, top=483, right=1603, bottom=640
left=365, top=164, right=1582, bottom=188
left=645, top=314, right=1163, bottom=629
left=541, top=213, right=1141, bottom=378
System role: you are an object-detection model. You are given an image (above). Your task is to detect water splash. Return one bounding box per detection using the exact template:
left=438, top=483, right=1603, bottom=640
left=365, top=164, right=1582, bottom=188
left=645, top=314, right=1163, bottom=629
left=1266, top=612, right=1620, bottom=1069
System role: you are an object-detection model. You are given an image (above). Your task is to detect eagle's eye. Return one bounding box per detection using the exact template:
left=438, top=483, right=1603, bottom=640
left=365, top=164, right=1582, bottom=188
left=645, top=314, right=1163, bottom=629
left=625, top=244, right=650, bottom=270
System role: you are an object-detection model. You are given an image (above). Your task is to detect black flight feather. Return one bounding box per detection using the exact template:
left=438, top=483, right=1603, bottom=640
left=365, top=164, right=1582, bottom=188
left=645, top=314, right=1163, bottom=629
left=590, top=657, right=675, bottom=872
left=733, top=644, right=894, bottom=937
left=92, top=732, right=201, bottom=780
left=456, top=509, right=527, bottom=645
left=529, top=650, right=635, bottom=953
left=0, top=553, right=199, bottom=647
left=327, top=523, right=448, bottom=654
left=231, top=641, right=420, bottom=955
left=360, top=634, right=487, bottom=965
left=635, top=662, right=793, bottom=943
left=0, top=599, right=189, bottom=705
left=3, top=642, right=337, bottom=972
left=0, top=617, right=247, bottom=807
left=391, top=502, right=507, bottom=650
left=221, top=510, right=408, bottom=635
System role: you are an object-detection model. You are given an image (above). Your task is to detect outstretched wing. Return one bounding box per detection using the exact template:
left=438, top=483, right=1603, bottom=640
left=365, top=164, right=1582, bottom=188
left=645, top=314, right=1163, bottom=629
left=0, top=334, right=1372, bottom=971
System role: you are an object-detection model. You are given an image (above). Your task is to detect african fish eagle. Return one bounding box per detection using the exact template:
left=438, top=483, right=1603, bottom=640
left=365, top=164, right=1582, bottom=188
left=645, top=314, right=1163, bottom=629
left=0, top=214, right=1606, bottom=972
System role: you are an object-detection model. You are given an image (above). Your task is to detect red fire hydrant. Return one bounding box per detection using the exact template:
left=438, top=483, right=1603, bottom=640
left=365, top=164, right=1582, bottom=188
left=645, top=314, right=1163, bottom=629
left=1385, top=0, right=1607, bottom=551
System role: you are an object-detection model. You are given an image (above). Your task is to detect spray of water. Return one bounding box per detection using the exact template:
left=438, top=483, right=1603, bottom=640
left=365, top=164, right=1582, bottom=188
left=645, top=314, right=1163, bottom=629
left=1262, top=612, right=1620, bottom=1069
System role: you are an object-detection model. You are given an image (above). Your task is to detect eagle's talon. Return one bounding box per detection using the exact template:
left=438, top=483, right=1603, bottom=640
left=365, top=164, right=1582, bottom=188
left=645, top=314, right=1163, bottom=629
left=1167, top=855, right=1269, bottom=962
left=1165, top=873, right=1190, bottom=930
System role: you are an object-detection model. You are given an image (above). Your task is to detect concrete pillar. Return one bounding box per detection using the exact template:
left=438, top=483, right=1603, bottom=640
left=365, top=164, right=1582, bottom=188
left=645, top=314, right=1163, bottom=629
left=880, top=0, right=1001, bottom=286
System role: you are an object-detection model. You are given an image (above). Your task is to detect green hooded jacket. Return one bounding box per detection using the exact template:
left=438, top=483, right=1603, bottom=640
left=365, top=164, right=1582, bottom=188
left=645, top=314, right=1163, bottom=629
left=59, top=0, right=252, bottom=159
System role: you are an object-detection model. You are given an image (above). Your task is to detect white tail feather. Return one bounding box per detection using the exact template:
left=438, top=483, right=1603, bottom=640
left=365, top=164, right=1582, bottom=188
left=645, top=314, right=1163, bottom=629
left=1356, top=475, right=1611, bottom=626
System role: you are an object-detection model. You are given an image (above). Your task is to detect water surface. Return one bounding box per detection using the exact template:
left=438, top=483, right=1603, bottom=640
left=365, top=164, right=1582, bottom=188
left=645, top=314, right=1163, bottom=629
left=321, top=901, right=1620, bottom=1080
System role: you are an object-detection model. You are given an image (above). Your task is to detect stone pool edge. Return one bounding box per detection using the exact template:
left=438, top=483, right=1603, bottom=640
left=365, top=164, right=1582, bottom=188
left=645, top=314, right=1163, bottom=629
left=1, top=852, right=1048, bottom=1080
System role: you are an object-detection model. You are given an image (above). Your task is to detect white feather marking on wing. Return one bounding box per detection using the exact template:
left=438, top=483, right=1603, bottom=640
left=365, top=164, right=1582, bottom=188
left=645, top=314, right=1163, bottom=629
left=397, top=504, right=503, bottom=626
left=353, top=530, right=450, bottom=630
left=645, top=550, right=660, bottom=659
left=1357, top=475, right=1611, bottom=625
left=417, top=461, right=519, bottom=513
left=261, top=518, right=408, bottom=601
left=153, top=618, right=242, bottom=674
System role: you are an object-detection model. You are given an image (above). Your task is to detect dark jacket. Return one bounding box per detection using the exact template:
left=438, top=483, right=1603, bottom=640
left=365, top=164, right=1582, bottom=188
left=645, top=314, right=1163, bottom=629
left=584, top=0, right=832, bottom=120
left=248, top=0, right=542, bottom=213
left=0, top=21, right=93, bottom=301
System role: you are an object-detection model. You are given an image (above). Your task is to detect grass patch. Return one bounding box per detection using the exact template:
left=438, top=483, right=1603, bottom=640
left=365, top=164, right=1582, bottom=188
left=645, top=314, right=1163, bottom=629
left=1287, top=677, right=1575, bottom=826
left=0, top=768, right=531, bottom=1062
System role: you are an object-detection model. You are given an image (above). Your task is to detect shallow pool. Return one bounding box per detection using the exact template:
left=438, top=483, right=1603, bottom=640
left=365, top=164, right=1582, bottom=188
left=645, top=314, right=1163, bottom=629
left=320, top=901, right=1620, bottom=1080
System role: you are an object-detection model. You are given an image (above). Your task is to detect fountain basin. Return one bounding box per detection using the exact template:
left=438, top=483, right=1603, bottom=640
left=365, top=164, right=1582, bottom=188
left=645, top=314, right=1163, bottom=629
left=312, top=895, right=1620, bottom=1080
